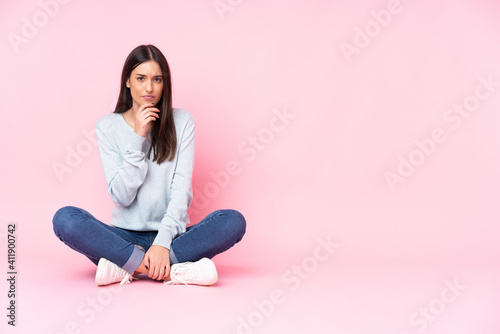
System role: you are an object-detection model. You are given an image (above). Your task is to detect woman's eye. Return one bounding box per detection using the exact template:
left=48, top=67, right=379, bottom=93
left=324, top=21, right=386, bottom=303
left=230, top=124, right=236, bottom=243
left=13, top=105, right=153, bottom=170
left=137, top=77, right=144, bottom=81
left=154, top=78, right=163, bottom=82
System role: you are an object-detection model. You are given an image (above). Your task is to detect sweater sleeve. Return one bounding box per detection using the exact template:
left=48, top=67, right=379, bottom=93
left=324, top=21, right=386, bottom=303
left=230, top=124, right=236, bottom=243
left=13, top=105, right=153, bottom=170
left=152, top=115, right=195, bottom=250
left=96, top=121, right=149, bottom=207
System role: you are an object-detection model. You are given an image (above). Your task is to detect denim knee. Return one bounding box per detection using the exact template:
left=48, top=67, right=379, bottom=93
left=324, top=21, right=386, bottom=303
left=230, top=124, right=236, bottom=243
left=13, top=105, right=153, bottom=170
left=52, top=206, right=81, bottom=239
left=222, top=209, right=246, bottom=242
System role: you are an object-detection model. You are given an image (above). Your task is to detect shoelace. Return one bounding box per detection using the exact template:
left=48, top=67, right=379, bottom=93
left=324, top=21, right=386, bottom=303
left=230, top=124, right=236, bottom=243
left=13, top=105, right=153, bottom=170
left=164, top=263, right=193, bottom=286
left=120, top=273, right=133, bottom=285
left=120, top=273, right=141, bottom=285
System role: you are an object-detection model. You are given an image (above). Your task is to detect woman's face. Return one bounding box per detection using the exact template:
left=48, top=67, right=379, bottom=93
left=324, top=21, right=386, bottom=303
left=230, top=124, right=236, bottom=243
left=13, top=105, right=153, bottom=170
left=126, top=60, right=164, bottom=108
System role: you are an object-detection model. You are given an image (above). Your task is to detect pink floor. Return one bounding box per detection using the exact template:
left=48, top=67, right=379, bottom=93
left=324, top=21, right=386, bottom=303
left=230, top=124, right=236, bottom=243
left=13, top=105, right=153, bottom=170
left=9, top=252, right=499, bottom=334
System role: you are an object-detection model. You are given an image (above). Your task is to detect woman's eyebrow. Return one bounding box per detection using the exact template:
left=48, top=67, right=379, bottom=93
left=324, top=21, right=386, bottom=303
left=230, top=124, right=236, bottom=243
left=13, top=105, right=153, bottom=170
left=135, top=74, right=162, bottom=77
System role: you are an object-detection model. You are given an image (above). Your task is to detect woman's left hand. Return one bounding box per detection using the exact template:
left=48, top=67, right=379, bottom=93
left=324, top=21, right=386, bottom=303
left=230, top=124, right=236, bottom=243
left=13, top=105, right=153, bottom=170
left=143, top=245, right=171, bottom=281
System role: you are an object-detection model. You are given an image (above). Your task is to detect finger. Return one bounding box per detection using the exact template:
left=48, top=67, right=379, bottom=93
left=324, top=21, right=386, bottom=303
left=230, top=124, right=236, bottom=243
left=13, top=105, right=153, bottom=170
left=139, top=111, right=159, bottom=122
left=157, top=266, right=165, bottom=281
left=146, top=112, right=160, bottom=119
left=144, top=109, right=160, bottom=117
left=156, top=266, right=163, bottom=280
left=138, top=103, right=156, bottom=113
left=138, top=114, right=158, bottom=127
left=140, top=106, right=159, bottom=116
left=160, top=266, right=170, bottom=281
left=149, top=266, right=154, bottom=278
left=151, top=263, right=161, bottom=279
left=148, top=260, right=155, bottom=278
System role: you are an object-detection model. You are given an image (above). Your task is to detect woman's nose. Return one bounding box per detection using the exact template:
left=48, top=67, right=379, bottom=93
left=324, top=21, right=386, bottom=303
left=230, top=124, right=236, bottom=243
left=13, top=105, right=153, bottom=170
left=145, top=80, right=152, bottom=92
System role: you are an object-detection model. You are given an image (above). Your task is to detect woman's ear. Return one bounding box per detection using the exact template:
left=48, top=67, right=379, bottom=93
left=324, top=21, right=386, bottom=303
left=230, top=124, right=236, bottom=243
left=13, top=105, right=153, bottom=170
left=126, top=78, right=130, bottom=88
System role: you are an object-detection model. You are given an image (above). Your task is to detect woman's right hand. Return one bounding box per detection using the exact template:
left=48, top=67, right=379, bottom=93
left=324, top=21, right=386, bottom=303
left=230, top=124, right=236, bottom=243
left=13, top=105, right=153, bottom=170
left=134, top=103, right=160, bottom=137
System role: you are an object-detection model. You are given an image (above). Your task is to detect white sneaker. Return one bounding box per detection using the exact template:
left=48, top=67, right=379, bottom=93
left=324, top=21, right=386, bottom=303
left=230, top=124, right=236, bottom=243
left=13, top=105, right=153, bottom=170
left=165, top=258, right=218, bottom=286
left=95, top=258, right=134, bottom=286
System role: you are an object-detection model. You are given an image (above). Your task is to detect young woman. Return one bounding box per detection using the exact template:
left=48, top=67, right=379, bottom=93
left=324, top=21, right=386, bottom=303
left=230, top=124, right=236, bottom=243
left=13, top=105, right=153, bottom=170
left=52, top=45, right=246, bottom=286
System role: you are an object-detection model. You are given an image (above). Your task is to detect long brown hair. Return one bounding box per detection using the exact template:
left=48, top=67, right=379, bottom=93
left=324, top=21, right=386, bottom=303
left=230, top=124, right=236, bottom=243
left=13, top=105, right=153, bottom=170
left=114, top=44, right=177, bottom=164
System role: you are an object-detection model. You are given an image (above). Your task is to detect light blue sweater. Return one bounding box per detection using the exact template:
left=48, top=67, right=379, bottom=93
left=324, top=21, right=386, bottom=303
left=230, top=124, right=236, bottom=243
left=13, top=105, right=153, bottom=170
left=95, top=108, right=195, bottom=250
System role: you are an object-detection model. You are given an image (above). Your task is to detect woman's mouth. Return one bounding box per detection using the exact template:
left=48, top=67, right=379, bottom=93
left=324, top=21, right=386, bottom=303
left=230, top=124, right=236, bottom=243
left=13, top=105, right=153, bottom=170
left=142, top=95, right=155, bottom=101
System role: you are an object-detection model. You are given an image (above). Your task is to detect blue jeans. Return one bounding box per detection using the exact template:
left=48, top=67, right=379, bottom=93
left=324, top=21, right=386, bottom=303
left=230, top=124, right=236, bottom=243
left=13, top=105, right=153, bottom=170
left=52, top=206, right=246, bottom=274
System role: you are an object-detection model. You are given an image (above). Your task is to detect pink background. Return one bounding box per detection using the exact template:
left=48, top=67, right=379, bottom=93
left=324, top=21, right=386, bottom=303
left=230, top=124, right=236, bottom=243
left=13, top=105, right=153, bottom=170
left=1, top=0, right=499, bottom=333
